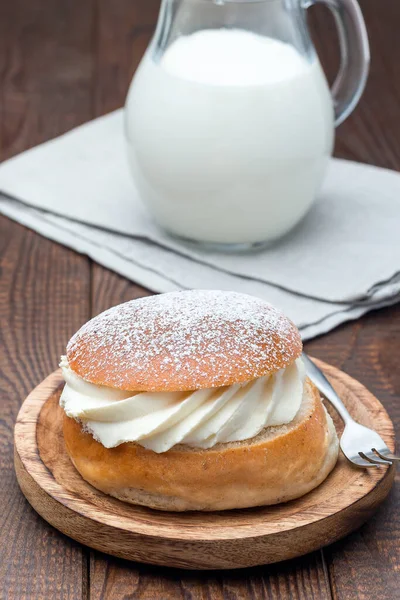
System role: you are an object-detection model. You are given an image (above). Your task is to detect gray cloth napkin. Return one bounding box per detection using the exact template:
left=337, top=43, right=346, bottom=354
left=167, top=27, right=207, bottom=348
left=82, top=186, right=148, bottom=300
left=1, top=109, right=399, bottom=339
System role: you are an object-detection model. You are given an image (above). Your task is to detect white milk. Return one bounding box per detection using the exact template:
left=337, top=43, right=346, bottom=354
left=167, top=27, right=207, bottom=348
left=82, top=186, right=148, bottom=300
left=125, top=29, right=334, bottom=245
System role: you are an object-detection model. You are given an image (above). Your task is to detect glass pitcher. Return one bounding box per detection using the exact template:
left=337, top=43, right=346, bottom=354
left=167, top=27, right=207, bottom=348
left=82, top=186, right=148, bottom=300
left=125, top=0, right=369, bottom=251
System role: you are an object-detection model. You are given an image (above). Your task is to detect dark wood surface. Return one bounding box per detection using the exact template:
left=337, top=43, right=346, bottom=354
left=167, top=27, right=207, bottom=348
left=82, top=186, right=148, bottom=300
left=0, top=0, right=399, bottom=597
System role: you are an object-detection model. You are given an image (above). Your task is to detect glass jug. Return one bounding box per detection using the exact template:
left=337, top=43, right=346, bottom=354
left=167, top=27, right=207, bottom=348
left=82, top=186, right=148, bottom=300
left=125, top=0, right=369, bottom=250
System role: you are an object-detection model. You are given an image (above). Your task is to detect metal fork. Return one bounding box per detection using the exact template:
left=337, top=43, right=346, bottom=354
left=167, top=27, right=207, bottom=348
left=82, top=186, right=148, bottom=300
left=302, top=353, right=399, bottom=468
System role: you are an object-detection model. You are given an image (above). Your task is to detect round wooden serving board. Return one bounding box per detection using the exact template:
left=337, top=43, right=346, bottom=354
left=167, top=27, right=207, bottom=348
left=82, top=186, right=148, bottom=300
left=14, top=359, right=396, bottom=570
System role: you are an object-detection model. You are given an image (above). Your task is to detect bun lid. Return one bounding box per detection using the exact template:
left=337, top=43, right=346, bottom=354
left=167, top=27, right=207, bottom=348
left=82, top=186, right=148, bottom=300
left=66, top=290, right=302, bottom=392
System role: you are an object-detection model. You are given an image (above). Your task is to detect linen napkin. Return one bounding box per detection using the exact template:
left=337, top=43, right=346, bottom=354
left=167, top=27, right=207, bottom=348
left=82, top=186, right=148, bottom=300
left=1, top=110, right=399, bottom=339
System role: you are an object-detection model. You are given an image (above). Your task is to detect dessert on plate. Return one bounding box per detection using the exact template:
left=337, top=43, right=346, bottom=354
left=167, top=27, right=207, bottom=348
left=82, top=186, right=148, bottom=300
left=60, top=290, right=339, bottom=511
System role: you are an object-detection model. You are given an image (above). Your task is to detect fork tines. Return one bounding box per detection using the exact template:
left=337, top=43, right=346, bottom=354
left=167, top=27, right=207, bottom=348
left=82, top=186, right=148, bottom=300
left=358, top=448, right=400, bottom=466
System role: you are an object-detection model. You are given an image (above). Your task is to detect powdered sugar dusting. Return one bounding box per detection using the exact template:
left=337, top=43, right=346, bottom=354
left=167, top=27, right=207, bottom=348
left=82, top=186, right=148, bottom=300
left=66, top=290, right=302, bottom=391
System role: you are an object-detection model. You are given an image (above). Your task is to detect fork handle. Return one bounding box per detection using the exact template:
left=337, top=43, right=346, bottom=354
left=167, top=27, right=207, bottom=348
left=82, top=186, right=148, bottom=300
left=302, top=353, right=353, bottom=424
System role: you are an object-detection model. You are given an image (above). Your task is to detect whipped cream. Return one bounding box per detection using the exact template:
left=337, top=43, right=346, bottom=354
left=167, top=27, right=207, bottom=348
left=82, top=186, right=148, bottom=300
left=60, top=356, right=306, bottom=453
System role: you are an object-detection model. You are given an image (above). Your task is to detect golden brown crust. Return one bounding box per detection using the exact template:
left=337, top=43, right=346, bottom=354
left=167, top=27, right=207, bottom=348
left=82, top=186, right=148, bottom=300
left=63, top=379, right=339, bottom=511
left=66, top=290, right=302, bottom=392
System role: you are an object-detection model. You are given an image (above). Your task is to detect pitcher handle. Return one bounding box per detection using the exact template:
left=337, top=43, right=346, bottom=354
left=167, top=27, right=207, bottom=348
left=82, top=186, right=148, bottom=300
left=306, top=0, right=370, bottom=126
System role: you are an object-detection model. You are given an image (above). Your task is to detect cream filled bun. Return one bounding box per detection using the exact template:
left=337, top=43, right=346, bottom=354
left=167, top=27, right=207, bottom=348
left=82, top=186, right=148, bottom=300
left=60, top=290, right=339, bottom=511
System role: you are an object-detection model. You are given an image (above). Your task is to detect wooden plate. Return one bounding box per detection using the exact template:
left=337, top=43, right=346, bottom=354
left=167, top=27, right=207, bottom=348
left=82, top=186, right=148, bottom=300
left=14, top=359, right=396, bottom=570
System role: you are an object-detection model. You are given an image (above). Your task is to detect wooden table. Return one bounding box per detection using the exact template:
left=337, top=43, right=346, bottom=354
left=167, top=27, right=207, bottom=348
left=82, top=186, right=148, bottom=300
left=1, top=1, right=399, bottom=598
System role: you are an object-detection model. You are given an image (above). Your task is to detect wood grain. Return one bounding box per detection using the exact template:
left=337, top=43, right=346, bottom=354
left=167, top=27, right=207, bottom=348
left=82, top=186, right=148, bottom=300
left=307, top=305, right=400, bottom=600
left=310, top=0, right=400, bottom=170
left=14, top=362, right=395, bottom=570
left=0, top=0, right=95, bottom=160
left=89, top=552, right=332, bottom=600
left=0, top=219, right=90, bottom=600
left=0, top=0, right=93, bottom=597
left=94, top=0, right=160, bottom=117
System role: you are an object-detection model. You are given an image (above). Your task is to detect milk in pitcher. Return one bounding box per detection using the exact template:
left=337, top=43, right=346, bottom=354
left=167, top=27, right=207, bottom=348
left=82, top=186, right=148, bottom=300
left=125, top=29, right=334, bottom=245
